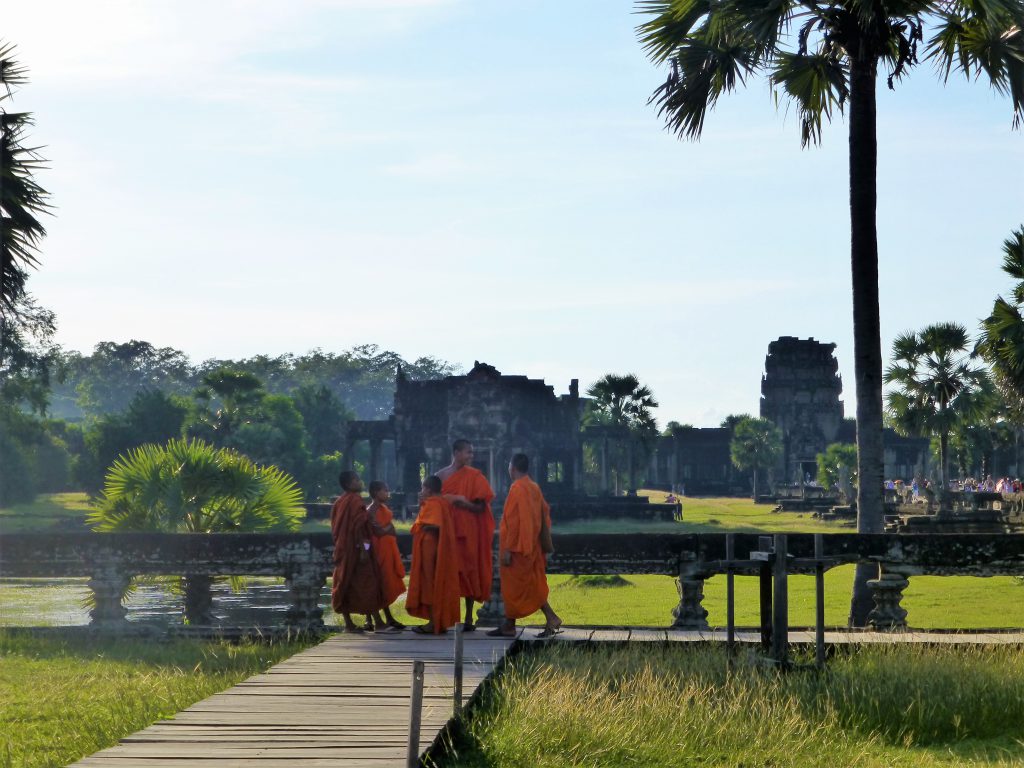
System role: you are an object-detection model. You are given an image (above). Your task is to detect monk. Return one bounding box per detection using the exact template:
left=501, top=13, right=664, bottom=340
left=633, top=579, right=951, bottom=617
left=330, top=470, right=386, bottom=633
left=488, top=453, right=562, bottom=638
left=364, top=480, right=406, bottom=632
left=406, top=475, right=461, bottom=634
left=438, top=439, right=495, bottom=631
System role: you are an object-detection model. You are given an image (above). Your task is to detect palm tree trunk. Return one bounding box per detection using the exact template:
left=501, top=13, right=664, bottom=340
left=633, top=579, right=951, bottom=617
left=847, top=54, right=884, bottom=628
left=940, top=430, right=950, bottom=491
left=752, top=468, right=758, bottom=501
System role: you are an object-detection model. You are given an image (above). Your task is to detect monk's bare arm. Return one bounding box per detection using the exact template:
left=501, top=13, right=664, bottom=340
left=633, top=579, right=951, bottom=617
left=444, top=495, right=486, bottom=514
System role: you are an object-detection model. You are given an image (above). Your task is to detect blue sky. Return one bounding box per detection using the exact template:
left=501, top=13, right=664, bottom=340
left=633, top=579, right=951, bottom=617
left=7, top=1, right=1024, bottom=426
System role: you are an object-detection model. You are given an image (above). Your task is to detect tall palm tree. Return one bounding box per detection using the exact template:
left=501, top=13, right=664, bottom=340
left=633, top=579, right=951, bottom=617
left=1, top=41, right=50, bottom=318
left=885, top=323, right=990, bottom=491
left=586, top=373, right=659, bottom=492
left=979, top=227, right=1024, bottom=415
left=637, top=1, right=1024, bottom=626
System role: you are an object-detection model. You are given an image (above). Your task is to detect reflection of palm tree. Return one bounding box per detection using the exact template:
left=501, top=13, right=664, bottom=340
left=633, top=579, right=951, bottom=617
left=586, top=374, right=659, bottom=492
left=637, top=0, right=1024, bottom=626
left=885, top=323, right=989, bottom=490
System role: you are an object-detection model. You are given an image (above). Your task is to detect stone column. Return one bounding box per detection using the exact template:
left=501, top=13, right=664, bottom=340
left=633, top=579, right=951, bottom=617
left=368, top=439, right=382, bottom=482
left=474, top=538, right=503, bottom=627
left=867, top=565, right=911, bottom=631
left=88, top=564, right=131, bottom=630
left=671, top=558, right=709, bottom=630
left=600, top=438, right=609, bottom=494
left=183, top=574, right=215, bottom=626
left=285, top=565, right=329, bottom=633
left=343, top=438, right=356, bottom=470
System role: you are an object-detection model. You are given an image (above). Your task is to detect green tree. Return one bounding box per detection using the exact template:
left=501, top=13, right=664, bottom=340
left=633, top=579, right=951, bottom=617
left=729, top=417, right=783, bottom=500
left=884, top=323, right=990, bottom=490
left=586, top=373, right=659, bottom=492
left=292, top=384, right=351, bottom=457
left=0, top=41, right=51, bottom=317
left=638, top=0, right=1024, bottom=626
left=816, top=442, right=858, bottom=502
left=76, top=390, right=189, bottom=493
left=979, top=227, right=1024, bottom=417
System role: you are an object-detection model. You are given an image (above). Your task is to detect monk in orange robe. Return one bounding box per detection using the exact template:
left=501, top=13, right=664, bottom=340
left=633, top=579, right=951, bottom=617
left=330, top=470, right=385, bottom=632
left=364, top=480, right=406, bottom=632
left=406, top=475, right=461, bottom=634
left=488, top=453, right=562, bottom=637
left=438, top=439, right=495, bottom=630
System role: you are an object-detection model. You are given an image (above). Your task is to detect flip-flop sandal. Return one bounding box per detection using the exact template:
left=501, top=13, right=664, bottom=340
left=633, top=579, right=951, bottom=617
left=536, top=627, right=563, bottom=639
left=411, top=625, right=433, bottom=635
left=344, top=626, right=365, bottom=634
left=461, top=623, right=476, bottom=633
left=381, top=625, right=404, bottom=633
left=486, top=627, right=516, bottom=637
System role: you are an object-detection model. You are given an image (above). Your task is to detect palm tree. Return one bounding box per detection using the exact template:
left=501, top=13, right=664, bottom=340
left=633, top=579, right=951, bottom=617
left=89, top=437, right=305, bottom=623
left=729, top=416, right=783, bottom=499
left=586, top=373, right=659, bottom=492
left=637, top=1, right=1024, bottom=626
left=979, top=227, right=1024, bottom=415
left=885, top=323, right=990, bottom=492
left=1, top=41, right=50, bottom=318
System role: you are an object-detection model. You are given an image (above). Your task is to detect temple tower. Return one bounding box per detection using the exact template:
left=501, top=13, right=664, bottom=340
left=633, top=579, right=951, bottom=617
left=760, top=337, right=844, bottom=483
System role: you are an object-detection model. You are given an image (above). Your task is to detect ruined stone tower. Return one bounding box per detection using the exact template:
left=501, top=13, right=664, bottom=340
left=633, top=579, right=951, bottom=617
left=760, top=337, right=844, bottom=483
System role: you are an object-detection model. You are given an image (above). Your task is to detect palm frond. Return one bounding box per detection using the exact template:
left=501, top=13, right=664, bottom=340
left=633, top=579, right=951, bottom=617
left=770, top=51, right=848, bottom=146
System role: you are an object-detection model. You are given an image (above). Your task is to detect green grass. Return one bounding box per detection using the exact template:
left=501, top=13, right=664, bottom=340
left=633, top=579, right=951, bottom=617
left=509, top=567, right=1024, bottom=630
left=0, top=631, right=313, bottom=768
left=0, top=493, right=92, bottom=533
left=437, top=644, right=1024, bottom=767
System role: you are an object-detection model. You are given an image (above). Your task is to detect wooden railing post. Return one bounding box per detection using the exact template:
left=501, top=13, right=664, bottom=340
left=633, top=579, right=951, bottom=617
left=453, top=623, right=464, bottom=716
left=406, top=660, right=425, bottom=768
left=771, top=534, right=788, bottom=665
left=725, top=533, right=735, bottom=657
left=814, top=534, right=826, bottom=668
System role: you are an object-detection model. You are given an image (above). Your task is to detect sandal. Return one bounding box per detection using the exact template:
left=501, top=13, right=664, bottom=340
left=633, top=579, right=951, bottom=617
left=461, top=622, right=476, bottom=633
left=411, top=625, right=434, bottom=635
left=536, top=626, right=562, bottom=639
left=486, top=626, right=516, bottom=637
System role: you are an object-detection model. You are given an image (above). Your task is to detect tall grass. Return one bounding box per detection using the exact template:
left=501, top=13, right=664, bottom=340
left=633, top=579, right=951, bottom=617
left=438, top=644, right=1024, bottom=767
left=0, top=632, right=313, bottom=768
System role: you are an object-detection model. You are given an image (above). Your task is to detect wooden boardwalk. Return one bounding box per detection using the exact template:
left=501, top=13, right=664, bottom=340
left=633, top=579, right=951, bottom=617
left=71, top=631, right=516, bottom=768
left=69, top=626, right=1024, bottom=768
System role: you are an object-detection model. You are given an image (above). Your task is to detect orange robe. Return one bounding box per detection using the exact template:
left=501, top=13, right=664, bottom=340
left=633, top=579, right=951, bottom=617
left=330, top=492, right=385, bottom=615
left=442, top=466, right=496, bottom=602
left=499, top=477, right=551, bottom=619
left=372, top=503, right=406, bottom=605
left=406, top=496, right=461, bottom=633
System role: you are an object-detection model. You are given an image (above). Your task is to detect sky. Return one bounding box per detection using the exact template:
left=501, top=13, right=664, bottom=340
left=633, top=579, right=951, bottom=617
left=5, top=1, right=1024, bottom=427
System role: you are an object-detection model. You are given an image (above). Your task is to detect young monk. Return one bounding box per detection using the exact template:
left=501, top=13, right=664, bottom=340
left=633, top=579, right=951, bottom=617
left=488, top=453, right=562, bottom=638
left=363, top=480, right=406, bottom=632
left=406, top=475, right=460, bottom=634
left=437, top=439, right=495, bottom=631
left=330, top=470, right=385, bottom=633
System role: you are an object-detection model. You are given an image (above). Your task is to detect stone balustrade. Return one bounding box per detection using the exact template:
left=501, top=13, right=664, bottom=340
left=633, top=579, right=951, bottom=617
left=3, top=532, right=1024, bottom=632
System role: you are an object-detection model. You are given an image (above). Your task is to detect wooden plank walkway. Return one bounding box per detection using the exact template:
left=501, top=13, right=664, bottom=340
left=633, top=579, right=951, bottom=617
left=69, top=626, right=1024, bottom=768
left=70, top=631, right=516, bottom=768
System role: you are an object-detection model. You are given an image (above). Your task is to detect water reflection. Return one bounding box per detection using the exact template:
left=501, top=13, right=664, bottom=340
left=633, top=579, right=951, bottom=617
left=0, top=578, right=335, bottom=628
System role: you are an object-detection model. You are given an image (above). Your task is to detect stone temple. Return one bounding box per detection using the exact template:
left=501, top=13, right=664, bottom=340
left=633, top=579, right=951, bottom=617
left=340, top=340, right=937, bottom=505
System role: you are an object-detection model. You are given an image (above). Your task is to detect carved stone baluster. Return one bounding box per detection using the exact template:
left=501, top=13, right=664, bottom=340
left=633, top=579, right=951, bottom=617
left=474, top=545, right=503, bottom=627
left=672, top=558, right=710, bottom=630
left=183, top=574, right=215, bottom=626
left=867, top=565, right=911, bottom=631
left=88, top=564, right=131, bottom=630
left=285, top=565, right=329, bottom=632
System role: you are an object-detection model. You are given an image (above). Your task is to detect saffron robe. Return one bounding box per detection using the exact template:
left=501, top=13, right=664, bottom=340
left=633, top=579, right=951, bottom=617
left=330, top=491, right=386, bottom=615
left=406, top=495, right=461, bottom=633
left=499, top=477, right=551, bottom=619
left=372, top=503, right=406, bottom=605
left=441, top=466, right=496, bottom=602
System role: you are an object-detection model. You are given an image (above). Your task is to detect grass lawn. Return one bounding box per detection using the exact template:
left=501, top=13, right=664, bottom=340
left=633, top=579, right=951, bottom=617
left=0, top=493, right=92, bottom=533
left=0, top=631, right=313, bottom=768
left=437, top=643, right=1024, bottom=767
